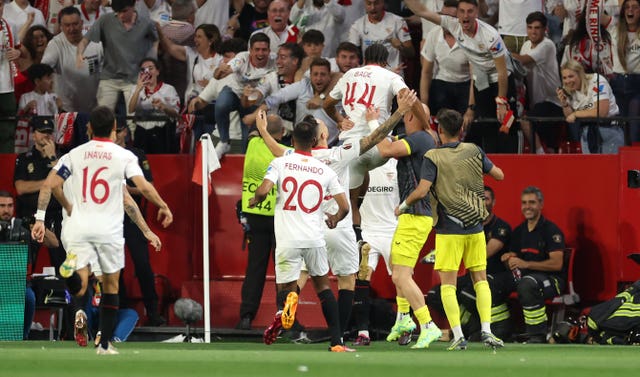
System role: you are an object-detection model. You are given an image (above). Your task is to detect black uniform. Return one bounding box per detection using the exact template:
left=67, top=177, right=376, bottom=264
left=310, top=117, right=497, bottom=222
left=511, top=215, right=566, bottom=338
left=13, top=147, right=65, bottom=269
left=121, top=146, right=164, bottom=325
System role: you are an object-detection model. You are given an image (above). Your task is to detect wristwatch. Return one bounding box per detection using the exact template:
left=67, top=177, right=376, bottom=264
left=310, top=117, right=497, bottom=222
left=319, top=93, right=326, bottom=100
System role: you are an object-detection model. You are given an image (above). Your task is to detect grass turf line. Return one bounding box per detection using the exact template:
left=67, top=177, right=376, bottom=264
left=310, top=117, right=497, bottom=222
left=1, top=341, right=639, bottom=377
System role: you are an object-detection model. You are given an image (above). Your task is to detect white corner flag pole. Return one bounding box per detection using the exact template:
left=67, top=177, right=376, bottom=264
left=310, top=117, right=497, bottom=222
left=201, top=134, right=211, bottom=343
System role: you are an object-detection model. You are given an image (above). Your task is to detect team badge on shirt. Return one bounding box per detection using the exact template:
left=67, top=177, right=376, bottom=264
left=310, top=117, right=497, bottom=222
left=552, top=234, right=563, bottom=243
left=342, top=143, right=353, bottom=150
left=498, top=228, right=507, bottom=236
left=27, top=163, right=34, bottom=174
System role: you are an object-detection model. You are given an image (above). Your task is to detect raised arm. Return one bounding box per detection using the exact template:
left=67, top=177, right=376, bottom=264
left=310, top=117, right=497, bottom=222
left=404, top=0, right=442, bottom=25
left=254, top=109, right=286, bottom=157
left=359, top=90, right=417, bottom=154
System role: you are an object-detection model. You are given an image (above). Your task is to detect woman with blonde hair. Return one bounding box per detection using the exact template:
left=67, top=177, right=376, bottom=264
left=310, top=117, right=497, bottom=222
left=611, top=0, right=640, bottom=143
left=557, top=60, right=624, bottom=154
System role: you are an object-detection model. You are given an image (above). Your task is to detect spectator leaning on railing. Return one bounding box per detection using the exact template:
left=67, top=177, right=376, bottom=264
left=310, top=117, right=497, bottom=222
left=558, top=60, right=624, bottom=154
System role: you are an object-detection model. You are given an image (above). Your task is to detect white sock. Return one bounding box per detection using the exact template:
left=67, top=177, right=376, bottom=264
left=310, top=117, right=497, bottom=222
left=358, top=330, right=370, bottom=338
left=451, top=326, right=464, bottom=340
left=481, top=322, right=492, bottom=333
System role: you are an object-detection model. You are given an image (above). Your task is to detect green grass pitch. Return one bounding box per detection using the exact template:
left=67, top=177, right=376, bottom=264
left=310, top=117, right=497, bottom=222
left=1, top=340, right=639, bottom=377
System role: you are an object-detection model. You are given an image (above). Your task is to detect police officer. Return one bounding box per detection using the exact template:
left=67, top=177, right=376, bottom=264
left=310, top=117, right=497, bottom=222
left=13, top=116, right=65, bottom=269
left=114, top=124, right=165, bottom=326
left=236, top=114, right=285, bottom=331
left=501, top=186, right=566, bottom=343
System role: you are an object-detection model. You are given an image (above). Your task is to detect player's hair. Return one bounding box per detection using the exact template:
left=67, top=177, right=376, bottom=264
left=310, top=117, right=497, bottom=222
left=484, top=186, right=495, bottom=200
left=196, top=24, right=221, bottom=53
left=310, top=57, right=331, bottom=72
left=250, top=32, right=271, bottom=48
left=336, top=41, right=359, bottom=56
left=26, top=63, right=54, bottom=83
left=89, top=106, right=116, bottom=138
left=435, top=108, right=463, bottom=137
left=302, top=29, right=325, bottom=45
left=279, top=42, right=305, bottom=68
left=293, top=115, right=318, bottom=149
left=363, top=43, right=389, bottom=65
left=266, top=114, right=284, bottom=136
left=58, top=6, right=81, bottom=23
left=0, top=190, right=12, bottom=199
left=522, top=186, right=544, bottom=202
left=171, top=0, right=196, bottom=21
left=526, top=11, right=547, bottom=27
left=220, top=38, right=248, bottom=55
left=443, top=0, right=459, bottom=7
left=458, top=0, right=478, bottom=7
left=111, top=0, right=136, bottom=13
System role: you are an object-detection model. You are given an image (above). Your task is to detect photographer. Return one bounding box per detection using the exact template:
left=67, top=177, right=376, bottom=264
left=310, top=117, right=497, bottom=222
left=1, top=190, right=58, bottom=340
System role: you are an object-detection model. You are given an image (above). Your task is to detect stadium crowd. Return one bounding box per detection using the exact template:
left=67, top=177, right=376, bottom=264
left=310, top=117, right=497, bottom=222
left=1, top=0, right=638, bottom=349
left=0, top=0, right=638, bottom=157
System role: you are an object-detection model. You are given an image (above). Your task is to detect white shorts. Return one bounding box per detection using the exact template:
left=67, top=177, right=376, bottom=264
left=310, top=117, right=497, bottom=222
left=349, top=145, right=389, bottom=189
left=62, top=238, right=125, bottom=275
left=362, top=230, right=393, bottom=275
left=275, top=246, right=329, bottom=284
left=325, top=226, right=359, bottom=276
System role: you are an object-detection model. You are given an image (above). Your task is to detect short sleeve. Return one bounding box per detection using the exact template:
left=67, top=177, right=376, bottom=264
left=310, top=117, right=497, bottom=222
left=420, top=154, right=437, bottom=183
left=544, top=223, right=565, bottom=252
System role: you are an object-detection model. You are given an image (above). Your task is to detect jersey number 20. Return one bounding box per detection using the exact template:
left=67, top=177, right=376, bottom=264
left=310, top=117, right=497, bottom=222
left=282, top=177, right=323, bottom=214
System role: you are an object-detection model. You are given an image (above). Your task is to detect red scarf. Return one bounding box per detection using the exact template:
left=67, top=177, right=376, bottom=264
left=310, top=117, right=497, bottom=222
left=144, top=82, right=163, bottom=97
left=81, top=3, right=100, bottom=21
left=338, top=0, right=352, bottom=5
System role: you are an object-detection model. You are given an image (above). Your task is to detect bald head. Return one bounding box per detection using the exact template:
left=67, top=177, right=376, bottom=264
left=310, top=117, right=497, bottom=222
left=404, top=103, right=430, bottom=134
left=266, top=114, right=284, bottom=137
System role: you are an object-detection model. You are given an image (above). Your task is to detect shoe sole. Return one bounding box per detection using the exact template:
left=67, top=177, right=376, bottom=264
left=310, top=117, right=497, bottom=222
left=281, top=292, right=298, bottom=330
left=263, top=317, right=282, bottom=345
left=59, top=255, right=77, bottom=278
left=398, top=331, right=413, bottom=346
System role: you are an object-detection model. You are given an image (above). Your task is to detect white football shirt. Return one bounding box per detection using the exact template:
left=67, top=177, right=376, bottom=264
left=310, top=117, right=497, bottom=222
left=55, top=138, right=143, bottom=243
left=225, top=51, right=277, bottom=97
left=568, top=74, right=619, bottom=117
left=348, top=12, right=412, bottom=70
left=264, top=151, right=344, bottom=248
left=360, top=159, right=399, bottom=234
left=310, top=141, right=361, bottom=229
left=520, top=38, right=561, bottom=107
left=330, top=64, right=407, bottom=140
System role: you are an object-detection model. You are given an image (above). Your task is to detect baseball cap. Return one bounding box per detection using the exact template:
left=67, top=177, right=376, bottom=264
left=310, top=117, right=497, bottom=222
left=31, top=116, right=54, bottom=133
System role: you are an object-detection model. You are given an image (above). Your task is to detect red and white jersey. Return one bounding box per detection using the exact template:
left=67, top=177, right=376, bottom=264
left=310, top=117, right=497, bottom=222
left=55, top=138, right=143, bottom=243
left=360, top=159, right=398, bottom=234
left=348, top=12, right=411, bottom=69
left=440, top=15, right=507, bottom=85
left=568, top=74, right=619, bottom=117
left=264, top=151, right=344, bottom=248
left=330, top=64, right=407, bottom=140
left=75, top=4, right=111, bottom=35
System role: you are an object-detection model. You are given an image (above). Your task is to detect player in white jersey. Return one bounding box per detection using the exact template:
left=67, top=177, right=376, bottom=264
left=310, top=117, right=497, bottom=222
left=256, top=90, right=417, bottom=342
left=32, top=106, right=173, bottom=355
left=250, top=115, right=350, bottom=352
left=323, top=43, right=429, bottom=250
left=351, top=158, right=398, bottom=345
